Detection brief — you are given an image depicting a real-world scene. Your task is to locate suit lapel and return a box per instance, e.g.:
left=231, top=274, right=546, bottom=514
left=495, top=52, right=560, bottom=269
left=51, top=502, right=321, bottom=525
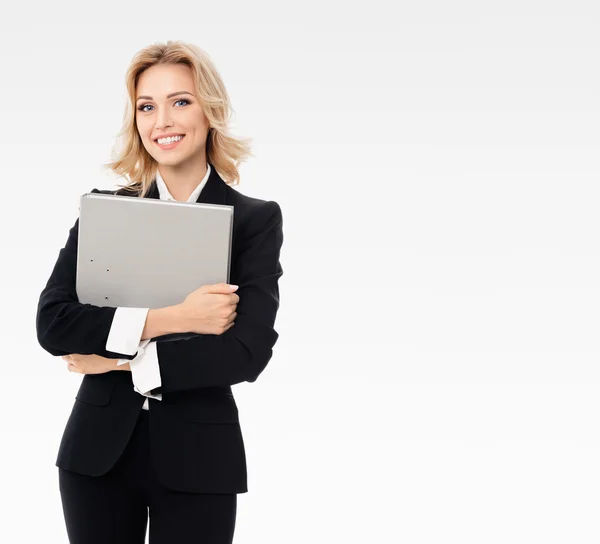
left=144, top=162, right=228, bottom=206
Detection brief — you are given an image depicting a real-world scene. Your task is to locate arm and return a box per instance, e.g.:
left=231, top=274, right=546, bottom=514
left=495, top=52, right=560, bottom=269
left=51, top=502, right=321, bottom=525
left=35, top=196, right=183, bottom=359
left=108, top=300, right=188, bottom=349
left=153, top=200, right=284, bottom=396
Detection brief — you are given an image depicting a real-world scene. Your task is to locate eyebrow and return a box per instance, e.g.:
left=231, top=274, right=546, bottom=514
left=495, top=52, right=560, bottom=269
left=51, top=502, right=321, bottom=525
left=136, top=91, right=194, bottom=102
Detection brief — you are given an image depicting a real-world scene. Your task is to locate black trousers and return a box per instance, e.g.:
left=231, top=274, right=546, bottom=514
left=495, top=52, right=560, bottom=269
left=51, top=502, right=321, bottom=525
left=58, top=409, right=237, bottom=544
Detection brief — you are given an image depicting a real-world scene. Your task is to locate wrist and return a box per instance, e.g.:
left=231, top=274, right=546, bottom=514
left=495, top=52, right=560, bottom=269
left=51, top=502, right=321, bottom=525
left=141, top=305, right=186, bottom=340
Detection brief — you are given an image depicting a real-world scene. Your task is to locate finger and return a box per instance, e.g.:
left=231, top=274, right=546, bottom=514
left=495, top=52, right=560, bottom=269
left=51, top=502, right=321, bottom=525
left=204, top=283, right=238, bottom=295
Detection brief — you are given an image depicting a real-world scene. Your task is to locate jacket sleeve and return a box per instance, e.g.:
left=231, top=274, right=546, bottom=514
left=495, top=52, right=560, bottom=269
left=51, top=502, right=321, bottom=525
left=153, top=200, right=284, bottom=395
left=35, top=190, right=142, bottom=360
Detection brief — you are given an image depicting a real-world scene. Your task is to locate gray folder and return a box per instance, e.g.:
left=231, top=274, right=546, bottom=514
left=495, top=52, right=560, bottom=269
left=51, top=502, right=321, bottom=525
left=76, top=192, right=234, bottom=311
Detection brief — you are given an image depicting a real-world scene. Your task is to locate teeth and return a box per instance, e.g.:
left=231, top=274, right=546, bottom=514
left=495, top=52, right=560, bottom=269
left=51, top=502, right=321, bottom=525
left=157, top=135, right=183, bottom=144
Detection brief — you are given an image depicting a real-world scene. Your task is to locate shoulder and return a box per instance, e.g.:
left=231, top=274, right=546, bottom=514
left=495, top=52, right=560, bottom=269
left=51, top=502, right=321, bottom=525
left=225, top=185, right=282, bottom=233
left=225, top=184, right=282, bottom=220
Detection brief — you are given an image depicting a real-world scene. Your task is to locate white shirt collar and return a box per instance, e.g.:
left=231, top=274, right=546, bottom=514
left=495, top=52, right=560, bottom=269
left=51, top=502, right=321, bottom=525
left=155, top=164, right=211, bottom=202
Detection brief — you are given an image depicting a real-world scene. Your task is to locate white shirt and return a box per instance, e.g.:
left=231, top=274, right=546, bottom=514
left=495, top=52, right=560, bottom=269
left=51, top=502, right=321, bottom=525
left=106, top=164, right=211, bottom=410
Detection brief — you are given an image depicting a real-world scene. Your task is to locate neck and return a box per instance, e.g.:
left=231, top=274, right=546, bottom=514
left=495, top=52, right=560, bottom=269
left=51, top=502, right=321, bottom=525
left=157, top=154, right=208, bottom=202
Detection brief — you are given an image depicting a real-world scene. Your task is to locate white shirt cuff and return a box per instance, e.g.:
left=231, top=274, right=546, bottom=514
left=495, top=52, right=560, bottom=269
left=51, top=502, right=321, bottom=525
left=116, top=338, right=151, bottom=367
left=129, top=340, right=162, bottom=400
left=106, top=307, right=150, bottom=356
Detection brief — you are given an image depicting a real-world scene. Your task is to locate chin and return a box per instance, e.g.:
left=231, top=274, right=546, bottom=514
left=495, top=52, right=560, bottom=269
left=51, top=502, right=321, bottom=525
left=160, top=157, right=190, bottom=168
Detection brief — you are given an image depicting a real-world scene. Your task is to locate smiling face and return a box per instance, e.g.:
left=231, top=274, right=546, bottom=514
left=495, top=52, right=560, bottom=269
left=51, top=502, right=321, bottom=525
left=135, top=63, right=210, bottom=170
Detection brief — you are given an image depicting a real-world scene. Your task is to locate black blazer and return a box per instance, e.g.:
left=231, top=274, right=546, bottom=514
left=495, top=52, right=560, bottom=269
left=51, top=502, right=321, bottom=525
left=36, top=164, right=284, bottom=494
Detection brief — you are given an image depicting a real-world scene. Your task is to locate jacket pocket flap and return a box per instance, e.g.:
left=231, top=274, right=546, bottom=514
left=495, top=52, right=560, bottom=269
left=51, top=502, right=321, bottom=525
left=75, top=375, right=115, bottom=406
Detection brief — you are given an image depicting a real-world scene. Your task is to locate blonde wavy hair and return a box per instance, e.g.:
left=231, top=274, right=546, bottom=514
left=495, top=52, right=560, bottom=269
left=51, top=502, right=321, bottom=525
left=103, top=41, right=253, bottom=197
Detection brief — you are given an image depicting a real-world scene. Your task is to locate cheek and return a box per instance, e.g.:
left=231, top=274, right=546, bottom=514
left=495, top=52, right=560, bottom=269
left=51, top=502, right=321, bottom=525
left=138, top=129, right=153, bottom=147
left=136, top=118, right=150, bottom=140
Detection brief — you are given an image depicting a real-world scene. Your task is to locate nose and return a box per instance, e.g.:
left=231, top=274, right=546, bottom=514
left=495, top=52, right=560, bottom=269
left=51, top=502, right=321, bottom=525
left=155, top=108, right=173, bottom=130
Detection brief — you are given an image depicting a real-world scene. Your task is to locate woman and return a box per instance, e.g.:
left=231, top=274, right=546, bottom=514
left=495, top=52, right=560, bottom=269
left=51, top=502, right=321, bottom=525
left=36, top=40, right=284, bottom=544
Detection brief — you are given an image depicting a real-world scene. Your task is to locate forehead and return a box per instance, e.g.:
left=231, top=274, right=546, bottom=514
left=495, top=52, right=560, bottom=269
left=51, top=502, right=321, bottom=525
left=136, top=64, right=195, bottom=97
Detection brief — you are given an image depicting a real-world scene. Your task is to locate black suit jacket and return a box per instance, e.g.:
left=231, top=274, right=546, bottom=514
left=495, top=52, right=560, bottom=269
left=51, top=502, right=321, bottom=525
left=36, top=164, right=284, bottom=494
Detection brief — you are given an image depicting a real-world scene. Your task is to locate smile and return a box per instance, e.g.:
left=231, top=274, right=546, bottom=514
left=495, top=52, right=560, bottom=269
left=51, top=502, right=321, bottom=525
left=155, top=135, right=185, bottom=149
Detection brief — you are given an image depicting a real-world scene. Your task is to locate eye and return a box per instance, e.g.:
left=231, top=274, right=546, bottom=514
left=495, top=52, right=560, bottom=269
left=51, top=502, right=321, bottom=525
left=137, top=99, right=190, bottom=112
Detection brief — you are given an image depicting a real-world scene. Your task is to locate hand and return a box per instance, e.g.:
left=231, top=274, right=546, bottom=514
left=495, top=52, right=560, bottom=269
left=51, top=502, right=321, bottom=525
left=61, top=353, right=125, bottom=375
left=178, top=282, right=239, bottom=335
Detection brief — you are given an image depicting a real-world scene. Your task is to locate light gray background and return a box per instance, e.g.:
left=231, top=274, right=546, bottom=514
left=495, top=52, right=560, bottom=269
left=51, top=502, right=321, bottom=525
left=1, top=1, right=599, bottom=542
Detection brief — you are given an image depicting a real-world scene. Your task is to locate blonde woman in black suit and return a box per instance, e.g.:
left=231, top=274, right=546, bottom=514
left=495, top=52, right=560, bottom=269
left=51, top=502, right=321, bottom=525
left=36, top=40, right=284, bottom=544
